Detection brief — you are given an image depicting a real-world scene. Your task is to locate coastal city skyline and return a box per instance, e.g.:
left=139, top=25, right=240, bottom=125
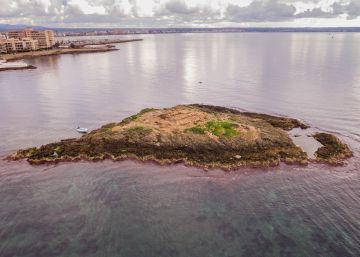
left=1, top=0, right=360, bottom=28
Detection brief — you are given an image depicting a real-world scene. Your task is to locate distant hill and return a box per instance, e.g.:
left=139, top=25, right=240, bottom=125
left=1, top=23, right=360, bottom=33
left=0, top=24, right=50, bottom=31
left=0, top=24, right=112, bottom=32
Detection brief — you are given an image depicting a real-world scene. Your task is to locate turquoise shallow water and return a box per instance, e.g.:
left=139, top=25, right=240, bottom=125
left=0, top=33, right=359, bottom=256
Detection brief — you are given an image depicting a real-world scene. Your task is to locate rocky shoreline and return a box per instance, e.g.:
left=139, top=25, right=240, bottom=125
left=8, top=105, right=353, bottom=170
left=82, top=39, right=144, bottom=46
left=1, top=47, right=119, bottom=61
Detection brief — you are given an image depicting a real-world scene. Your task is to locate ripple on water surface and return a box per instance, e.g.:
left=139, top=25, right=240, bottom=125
left=0, top=160, right=359, bottom=257
left=1, top=33, right=360, bottom=256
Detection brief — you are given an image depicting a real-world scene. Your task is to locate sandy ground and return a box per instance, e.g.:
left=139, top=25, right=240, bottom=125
left=113, top=105, right=259, bottom=141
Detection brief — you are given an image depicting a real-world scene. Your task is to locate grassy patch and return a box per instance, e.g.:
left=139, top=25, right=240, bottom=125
left=121, top=108, right=157, bottom=124
left=16, top=147, right=39, bottom=158
left=139, top=108, right=157, bottom=114
left=94, top=122, right=117, bottom=134
left=54, top=146, right=63, bottom=155
left=121, top=114, right=140, bottom=124
left=205, top=120, right=238, bottom=137
left=186, top=120, right=238, bottom=137
left=100, top=123, right=117, bottom=130
left=127, top=126, right=152, bottom=134
left=189, top=104, right=308, bottom=130
left=186, top=126, right=206, bottom=134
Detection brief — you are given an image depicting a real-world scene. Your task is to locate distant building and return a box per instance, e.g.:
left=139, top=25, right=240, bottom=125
left=0, top=38, right=17, bottom=53
left=0, top=37, right=39, bottom=53
left=22, top=37, right=40, bottom=50
left=6, top=28, right=55, bottom=49
left=0, top=42, right=6, bottom=53
left=112, top=29, right=126, bottom=34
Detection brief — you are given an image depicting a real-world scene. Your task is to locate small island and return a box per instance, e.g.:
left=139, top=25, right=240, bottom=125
left=8, top=105, right=353, bottom=169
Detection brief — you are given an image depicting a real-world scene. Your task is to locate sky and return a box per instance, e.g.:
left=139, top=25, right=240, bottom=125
left=1, top=0, right=360, bottom=28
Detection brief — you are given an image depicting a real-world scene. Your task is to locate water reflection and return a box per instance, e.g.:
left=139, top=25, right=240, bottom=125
left=0, top=33, right=360, bottom=257
left=1, top=33, right=360, bottom=150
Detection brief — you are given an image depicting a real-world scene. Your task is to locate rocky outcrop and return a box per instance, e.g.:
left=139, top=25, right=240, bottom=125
left=8, top=105, right=352, bottom=170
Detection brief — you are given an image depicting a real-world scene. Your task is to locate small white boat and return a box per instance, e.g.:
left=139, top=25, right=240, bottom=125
left=76, top=127, right=88, bottom=133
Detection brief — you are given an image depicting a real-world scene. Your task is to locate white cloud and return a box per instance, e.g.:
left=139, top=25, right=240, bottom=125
left=0, top=0, right=359, bottom=27
left=226, top=0, right=296, bottom=22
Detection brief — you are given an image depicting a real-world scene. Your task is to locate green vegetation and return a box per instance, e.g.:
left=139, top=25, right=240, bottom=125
left=14, top=147, right=39, bottom=159
left=121, top=108, right=157, bottom=124
left=96, top=123, right=117, bottom=133
left=189, top=104, right=309, bottom=131
left=206, top=120, right=238, bottom=137
left=54, top=146, right=63, bottom=155
left=186, top=126, right=206, bottom=134
left=140, top=108, right=157, bottom=114
left=313, top=133, right=352, bottom=164
left=186, top=120, right=238, bottom=137
left=121, top=114, right=140, bottom=124
left=126, top=126, right=152, bottom=134
left=101, top=123, right=117, bottom=130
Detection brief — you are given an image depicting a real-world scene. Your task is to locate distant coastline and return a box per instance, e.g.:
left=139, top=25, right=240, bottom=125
left=47, top=27, right=360, bottom=37
left=2, top=24, right=360, bottom=36
left=1, top=47, right=118, bottom=61
left=0, top=38, right=144, bottom=63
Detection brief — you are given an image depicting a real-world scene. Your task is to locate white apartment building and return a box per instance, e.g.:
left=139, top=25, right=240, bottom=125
left=6, top=28, right=55, bottom=49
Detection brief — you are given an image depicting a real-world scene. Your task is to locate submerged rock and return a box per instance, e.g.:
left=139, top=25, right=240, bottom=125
left=8, top=104, right=352, bottom=170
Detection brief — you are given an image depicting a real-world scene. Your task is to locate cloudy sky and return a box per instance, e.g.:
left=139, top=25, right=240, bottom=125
left=1, top=0, right=360, bottom=28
